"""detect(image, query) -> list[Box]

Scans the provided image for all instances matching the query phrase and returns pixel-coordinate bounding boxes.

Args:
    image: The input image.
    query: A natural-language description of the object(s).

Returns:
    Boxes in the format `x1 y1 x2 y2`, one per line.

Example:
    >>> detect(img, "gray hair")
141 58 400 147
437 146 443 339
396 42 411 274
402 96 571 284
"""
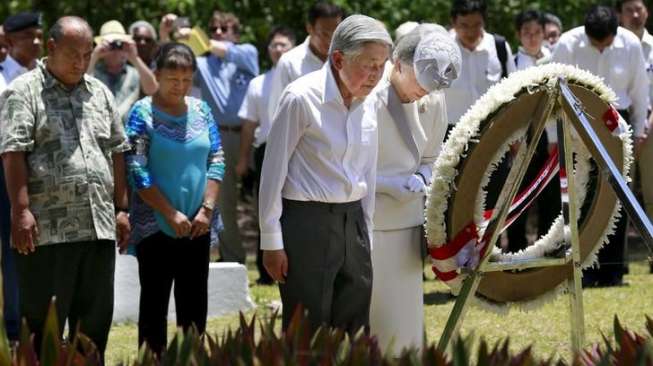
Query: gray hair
543 12 562 30
413 23 447 36
394 21 418 42
392 32 421 65
328 14 393 59
128 20 158 40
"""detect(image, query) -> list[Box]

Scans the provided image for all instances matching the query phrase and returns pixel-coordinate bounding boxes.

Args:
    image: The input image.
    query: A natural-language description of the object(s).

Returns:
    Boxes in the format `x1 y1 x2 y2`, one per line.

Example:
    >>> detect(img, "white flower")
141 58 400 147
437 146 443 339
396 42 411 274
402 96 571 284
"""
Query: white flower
424 63 633 311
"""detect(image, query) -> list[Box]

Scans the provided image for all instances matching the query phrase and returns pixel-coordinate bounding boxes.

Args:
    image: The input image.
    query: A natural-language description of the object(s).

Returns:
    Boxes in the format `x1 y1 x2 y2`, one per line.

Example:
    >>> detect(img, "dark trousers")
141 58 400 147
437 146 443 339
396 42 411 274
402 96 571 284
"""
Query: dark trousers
14 240 115 355
507 136 561 252
254 144 273 284
0 162 19 341
583 109 630 285
136 231 210 355
279 199 372 334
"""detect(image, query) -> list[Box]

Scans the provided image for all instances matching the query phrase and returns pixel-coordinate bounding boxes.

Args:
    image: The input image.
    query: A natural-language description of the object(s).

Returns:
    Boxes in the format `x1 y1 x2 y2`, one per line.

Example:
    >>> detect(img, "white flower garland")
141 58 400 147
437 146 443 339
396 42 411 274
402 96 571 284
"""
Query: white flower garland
425 63 633 311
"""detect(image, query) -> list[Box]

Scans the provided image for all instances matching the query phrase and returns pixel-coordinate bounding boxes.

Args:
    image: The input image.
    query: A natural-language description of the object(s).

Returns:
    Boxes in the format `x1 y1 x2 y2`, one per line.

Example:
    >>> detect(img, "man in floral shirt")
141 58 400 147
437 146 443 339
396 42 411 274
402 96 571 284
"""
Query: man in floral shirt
0 16 129 357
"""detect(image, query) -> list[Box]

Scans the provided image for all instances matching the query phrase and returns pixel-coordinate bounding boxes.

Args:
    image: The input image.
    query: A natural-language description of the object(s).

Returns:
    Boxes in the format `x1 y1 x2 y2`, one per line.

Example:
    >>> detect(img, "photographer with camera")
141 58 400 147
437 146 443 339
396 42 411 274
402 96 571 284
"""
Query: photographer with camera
88 20 158 121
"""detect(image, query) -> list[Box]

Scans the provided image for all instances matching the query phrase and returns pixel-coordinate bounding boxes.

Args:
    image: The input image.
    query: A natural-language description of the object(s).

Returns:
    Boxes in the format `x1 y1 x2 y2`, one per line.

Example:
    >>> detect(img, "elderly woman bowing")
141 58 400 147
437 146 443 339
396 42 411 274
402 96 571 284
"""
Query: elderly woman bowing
259 15 392 334
369 29 461 354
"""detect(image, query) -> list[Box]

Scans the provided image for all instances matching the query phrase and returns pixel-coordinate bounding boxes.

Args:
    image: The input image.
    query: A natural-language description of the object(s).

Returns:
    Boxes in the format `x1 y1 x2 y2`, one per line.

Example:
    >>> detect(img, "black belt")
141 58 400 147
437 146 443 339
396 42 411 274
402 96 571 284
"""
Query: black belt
282 199 362 213
218 125 242 132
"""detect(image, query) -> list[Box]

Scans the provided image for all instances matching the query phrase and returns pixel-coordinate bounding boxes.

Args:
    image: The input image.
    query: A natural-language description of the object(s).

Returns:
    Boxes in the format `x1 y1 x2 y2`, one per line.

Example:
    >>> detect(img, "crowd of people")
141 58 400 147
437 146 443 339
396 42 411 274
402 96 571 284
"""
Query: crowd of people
1 0 652 361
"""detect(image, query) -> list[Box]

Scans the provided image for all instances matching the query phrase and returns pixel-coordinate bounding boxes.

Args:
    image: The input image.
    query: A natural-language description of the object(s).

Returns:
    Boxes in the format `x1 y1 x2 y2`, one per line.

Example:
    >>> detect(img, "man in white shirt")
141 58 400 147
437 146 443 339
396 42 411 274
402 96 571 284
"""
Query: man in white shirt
514 10 551 70
445 0 516 219
235 26 296 285
1 12 42 91
0 11 43 343
543 13 563 51
553 5 649 286
267 1 344 121
507 9 560 254
617 0 653 273
444 0 516 127
259 15 392 333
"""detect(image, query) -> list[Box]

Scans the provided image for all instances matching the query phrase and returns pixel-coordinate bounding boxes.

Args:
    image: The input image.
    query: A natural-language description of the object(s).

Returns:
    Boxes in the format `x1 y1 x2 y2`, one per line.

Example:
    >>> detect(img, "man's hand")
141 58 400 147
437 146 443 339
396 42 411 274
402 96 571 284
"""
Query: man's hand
92 40 112 60
263 249 288 283
209 39 229 58
11 207 38 255
190 207 212 239
635 135 648 157
123 39 140 64
159 13 178 42
235 158 248 178
116 211 131 254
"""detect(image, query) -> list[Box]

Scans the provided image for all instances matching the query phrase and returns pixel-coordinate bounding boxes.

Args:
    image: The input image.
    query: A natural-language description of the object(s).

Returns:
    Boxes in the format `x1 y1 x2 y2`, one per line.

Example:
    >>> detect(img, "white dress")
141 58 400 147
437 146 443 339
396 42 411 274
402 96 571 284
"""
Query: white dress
369 77 447 355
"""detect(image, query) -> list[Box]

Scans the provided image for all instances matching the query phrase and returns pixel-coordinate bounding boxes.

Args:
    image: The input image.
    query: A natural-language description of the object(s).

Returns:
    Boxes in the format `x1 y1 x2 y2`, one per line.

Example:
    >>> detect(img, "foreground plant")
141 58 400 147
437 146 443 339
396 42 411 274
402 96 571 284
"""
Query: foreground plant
1 301 652 365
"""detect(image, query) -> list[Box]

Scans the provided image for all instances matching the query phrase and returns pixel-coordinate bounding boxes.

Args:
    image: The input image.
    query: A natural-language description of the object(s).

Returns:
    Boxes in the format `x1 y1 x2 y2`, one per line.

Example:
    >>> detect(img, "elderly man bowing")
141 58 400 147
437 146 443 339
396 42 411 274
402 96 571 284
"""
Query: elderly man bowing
259 15 392 333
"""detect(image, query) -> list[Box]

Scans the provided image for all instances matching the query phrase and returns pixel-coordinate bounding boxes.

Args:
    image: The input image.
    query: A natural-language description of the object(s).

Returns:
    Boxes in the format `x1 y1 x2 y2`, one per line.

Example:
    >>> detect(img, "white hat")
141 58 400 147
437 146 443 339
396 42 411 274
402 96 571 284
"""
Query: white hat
94 20 132 45
413 31 461 91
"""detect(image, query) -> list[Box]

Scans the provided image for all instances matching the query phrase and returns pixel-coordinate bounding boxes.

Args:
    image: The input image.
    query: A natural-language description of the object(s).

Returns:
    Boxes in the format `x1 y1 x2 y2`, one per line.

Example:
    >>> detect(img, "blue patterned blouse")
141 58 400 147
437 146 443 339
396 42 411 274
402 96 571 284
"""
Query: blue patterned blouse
125 96 225 247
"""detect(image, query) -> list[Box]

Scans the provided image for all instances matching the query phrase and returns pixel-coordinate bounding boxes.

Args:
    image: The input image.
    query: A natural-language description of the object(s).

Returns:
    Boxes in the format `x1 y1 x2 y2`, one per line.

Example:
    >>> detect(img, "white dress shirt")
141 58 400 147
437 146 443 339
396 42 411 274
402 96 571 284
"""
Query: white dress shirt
443 30 516 125
514 46 552 71
0 55 28 93
259 63 379 250
640 29 653 111
552 26 649 137
267 37 325 124
238 67 276 146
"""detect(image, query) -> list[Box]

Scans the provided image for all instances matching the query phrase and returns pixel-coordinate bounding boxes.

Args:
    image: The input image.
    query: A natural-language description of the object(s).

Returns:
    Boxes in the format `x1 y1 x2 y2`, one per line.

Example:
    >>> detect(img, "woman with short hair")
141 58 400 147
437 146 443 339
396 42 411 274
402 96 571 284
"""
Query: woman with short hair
125 42 225 355
369 28 461 354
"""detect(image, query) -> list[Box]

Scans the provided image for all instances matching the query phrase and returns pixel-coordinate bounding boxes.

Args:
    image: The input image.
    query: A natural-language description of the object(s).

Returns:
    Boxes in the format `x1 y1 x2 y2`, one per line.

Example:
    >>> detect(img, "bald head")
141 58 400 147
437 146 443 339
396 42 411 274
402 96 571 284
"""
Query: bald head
46 16 94 88
49 16 93 43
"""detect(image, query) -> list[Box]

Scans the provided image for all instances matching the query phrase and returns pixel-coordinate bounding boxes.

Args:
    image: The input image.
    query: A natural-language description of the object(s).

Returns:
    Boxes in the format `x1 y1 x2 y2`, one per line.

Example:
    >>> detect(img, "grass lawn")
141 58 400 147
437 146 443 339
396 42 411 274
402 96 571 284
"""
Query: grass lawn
105 259 653 365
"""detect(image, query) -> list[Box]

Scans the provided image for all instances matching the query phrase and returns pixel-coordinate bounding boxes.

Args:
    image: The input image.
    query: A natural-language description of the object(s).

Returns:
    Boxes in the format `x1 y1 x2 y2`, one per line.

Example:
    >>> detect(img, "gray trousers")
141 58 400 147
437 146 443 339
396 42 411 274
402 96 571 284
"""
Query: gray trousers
279 199 372 334
217 130 245 263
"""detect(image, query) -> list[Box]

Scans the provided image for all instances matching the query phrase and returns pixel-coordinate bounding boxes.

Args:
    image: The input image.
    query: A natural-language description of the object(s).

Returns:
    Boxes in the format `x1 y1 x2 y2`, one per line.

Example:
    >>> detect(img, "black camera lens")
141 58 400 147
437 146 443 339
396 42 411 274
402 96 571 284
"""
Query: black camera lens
109 40 123 50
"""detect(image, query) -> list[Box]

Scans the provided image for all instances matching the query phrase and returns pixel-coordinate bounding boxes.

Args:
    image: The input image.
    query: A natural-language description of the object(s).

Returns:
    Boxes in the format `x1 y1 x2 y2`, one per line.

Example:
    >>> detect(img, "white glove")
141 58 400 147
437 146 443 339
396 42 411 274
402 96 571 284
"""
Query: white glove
376 175 420 202
406 174 426 193
417 165 433 185
456 241 480 270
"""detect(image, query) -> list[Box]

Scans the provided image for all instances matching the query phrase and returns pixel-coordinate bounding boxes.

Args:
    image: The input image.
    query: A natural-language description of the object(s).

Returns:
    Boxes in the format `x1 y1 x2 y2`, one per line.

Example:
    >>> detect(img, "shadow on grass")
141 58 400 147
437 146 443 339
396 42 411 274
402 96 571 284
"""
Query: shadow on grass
424 290 455 305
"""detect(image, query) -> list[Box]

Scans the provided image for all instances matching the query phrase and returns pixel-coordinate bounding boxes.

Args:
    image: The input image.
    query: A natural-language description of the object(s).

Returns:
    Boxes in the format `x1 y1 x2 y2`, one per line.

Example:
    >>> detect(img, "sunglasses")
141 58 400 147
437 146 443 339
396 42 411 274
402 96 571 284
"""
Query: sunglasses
208 25 238 34
133 36 155 44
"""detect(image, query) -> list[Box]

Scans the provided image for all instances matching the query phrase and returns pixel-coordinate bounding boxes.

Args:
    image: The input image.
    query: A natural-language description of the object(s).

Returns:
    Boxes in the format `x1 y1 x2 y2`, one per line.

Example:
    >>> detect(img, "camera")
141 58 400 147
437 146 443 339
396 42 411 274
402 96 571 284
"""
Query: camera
109 40 123 50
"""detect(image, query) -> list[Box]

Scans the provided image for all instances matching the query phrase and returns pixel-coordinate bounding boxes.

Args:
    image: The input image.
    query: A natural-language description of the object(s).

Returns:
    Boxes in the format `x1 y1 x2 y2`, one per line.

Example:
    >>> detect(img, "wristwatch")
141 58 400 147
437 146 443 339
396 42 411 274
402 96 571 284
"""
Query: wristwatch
202 200 216 212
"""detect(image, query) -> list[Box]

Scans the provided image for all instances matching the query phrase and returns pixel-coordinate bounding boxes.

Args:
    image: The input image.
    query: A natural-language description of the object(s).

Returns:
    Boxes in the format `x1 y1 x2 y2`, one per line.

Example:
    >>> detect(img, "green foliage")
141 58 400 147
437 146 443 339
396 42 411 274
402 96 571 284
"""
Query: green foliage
0 0 619 69
1 298 104 365
2 298 653 365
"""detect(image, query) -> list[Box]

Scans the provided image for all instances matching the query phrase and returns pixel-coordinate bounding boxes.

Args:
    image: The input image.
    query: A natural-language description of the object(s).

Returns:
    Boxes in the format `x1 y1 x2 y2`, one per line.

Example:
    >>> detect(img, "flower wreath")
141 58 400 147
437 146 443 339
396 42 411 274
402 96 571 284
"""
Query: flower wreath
424 63 634 311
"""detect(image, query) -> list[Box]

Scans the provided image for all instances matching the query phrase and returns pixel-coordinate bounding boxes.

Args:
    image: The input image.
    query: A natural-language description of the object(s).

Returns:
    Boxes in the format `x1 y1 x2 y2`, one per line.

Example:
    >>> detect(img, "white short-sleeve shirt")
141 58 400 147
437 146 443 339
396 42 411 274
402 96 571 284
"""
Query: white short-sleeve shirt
552 26 649 137
443 30 517 125
238 68 276 146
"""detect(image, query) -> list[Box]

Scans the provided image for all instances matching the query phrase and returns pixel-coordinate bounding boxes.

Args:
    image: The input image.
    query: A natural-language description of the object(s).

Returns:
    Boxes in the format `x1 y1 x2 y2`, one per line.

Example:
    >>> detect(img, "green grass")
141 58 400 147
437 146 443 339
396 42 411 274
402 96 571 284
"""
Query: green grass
104 260 653 365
